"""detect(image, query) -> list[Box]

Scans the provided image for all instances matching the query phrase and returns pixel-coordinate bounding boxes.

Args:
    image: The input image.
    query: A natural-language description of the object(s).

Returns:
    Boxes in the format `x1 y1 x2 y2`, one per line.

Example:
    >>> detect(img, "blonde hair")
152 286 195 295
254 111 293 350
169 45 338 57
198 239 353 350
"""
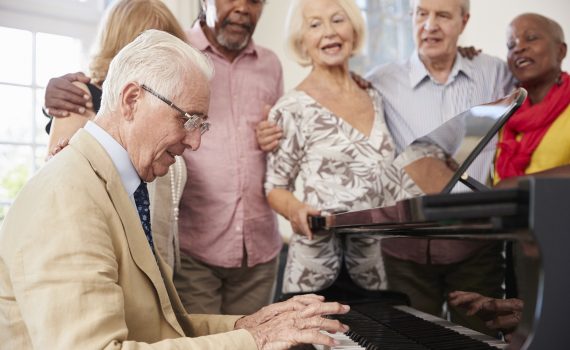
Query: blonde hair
90 0 187 84
285 0 366 67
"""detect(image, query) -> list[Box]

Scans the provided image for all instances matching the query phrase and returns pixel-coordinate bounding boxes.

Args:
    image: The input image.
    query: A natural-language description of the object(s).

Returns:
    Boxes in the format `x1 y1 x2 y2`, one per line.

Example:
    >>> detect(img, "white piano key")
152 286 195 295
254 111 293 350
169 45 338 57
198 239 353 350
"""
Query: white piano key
313 331 363 350
394 305 508 349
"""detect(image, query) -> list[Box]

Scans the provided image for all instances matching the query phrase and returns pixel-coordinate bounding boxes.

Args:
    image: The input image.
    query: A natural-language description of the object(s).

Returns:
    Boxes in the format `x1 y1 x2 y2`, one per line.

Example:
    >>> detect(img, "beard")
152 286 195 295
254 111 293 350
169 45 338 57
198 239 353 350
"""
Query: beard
216 19 253 51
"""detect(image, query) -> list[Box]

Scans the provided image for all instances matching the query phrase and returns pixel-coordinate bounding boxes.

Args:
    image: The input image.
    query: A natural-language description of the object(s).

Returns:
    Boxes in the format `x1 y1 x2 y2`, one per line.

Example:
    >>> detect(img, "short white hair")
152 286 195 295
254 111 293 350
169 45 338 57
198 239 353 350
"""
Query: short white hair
100 29 214 115
285 0 366 67
410 0 470 15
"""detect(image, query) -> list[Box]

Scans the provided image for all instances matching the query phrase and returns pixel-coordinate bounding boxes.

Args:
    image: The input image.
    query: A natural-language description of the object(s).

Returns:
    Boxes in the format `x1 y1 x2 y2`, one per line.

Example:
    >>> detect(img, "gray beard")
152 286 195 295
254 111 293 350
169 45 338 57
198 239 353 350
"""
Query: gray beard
216 30 250 51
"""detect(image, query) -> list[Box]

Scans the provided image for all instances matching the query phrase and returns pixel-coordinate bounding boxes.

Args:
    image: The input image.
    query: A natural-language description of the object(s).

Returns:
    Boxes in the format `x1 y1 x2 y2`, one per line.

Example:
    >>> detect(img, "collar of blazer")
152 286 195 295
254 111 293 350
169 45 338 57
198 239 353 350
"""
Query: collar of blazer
69 129 185 336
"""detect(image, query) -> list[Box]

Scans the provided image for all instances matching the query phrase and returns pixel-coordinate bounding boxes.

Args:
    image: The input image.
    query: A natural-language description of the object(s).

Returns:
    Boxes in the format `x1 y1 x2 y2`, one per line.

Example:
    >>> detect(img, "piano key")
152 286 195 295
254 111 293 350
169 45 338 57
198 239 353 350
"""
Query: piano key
316 302 508 350
393 305 508 349
313 330 363 350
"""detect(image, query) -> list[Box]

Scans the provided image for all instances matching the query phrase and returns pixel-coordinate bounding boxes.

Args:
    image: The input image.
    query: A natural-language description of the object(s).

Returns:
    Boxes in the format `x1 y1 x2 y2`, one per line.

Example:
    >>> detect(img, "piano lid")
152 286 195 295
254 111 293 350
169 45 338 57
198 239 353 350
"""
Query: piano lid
400 87 527 194
309 88 528 234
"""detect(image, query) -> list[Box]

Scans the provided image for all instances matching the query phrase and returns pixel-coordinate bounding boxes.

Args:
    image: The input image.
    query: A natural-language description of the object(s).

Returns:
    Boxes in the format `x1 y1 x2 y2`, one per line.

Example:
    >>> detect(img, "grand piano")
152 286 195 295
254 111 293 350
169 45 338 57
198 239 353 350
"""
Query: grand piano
315 178 570 350
308 89 570 349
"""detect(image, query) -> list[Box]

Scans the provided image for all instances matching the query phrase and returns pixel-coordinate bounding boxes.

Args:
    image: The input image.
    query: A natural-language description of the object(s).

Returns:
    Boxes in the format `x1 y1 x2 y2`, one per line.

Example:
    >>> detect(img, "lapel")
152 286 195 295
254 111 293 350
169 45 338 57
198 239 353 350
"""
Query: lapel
69 129 185 336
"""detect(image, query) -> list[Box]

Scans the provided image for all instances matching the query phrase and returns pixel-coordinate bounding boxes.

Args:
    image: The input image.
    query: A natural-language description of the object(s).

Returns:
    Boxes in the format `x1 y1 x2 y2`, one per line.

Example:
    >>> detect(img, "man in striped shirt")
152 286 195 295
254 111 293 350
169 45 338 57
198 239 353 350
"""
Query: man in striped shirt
366 0 515 335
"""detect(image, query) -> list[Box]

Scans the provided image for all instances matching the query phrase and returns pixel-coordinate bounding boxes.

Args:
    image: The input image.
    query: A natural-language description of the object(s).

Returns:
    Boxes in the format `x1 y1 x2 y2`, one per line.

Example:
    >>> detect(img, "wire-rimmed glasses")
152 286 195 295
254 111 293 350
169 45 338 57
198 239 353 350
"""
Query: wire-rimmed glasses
141 84 210 135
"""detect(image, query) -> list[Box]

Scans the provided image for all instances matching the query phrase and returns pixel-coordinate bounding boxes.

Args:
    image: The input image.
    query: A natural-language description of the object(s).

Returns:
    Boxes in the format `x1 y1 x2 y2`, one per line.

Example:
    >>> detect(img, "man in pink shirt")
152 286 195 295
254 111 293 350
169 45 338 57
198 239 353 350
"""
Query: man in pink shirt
42 0 283 315
175 0 283 314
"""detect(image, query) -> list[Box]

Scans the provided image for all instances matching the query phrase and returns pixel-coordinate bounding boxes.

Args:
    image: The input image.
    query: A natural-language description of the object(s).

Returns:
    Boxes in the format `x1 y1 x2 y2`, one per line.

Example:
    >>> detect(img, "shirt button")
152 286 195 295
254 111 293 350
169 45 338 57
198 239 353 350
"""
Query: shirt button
236 226 242 232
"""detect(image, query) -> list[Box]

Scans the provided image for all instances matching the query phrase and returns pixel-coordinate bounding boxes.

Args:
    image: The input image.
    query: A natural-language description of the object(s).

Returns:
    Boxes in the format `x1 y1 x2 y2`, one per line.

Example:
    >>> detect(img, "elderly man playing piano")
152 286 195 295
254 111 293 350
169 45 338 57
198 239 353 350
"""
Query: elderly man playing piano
0 30 350 350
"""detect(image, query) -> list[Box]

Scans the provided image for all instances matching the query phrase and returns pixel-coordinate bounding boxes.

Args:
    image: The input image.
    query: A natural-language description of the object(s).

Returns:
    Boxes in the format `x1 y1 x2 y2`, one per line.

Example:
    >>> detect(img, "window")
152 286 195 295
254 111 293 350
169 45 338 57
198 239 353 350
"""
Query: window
0 0 103 223
351 0 414 74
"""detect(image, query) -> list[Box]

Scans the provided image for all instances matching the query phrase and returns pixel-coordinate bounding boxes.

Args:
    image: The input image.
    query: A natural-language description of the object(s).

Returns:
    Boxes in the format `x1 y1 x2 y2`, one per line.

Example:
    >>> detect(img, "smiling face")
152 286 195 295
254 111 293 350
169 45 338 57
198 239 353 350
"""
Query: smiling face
125 72 210 182
202 0 263 53
412 0 468 63
300 0 355 69
507 14 566 87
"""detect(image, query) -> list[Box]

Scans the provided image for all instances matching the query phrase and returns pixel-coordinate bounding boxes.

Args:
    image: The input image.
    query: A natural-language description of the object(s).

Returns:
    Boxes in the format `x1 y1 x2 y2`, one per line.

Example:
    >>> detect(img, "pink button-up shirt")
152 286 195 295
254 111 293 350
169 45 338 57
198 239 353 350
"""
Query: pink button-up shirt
178 23 283 268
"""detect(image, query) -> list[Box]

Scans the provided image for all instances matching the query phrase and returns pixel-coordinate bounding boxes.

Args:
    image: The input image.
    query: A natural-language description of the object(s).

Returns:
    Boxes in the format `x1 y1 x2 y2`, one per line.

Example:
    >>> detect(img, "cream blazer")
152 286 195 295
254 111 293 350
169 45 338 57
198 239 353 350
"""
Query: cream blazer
0 129 256 350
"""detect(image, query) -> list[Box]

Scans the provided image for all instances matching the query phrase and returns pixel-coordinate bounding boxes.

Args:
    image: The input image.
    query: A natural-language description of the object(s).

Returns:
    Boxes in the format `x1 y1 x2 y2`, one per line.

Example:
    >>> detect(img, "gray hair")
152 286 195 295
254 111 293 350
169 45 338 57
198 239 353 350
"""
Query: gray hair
410 0 470 15
99 29 214 115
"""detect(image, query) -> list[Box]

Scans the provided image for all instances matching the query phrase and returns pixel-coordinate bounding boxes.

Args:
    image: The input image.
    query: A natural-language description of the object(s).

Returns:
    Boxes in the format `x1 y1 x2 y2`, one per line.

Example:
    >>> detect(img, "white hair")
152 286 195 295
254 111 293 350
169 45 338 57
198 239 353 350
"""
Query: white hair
410 0 470 15
99 29 214 115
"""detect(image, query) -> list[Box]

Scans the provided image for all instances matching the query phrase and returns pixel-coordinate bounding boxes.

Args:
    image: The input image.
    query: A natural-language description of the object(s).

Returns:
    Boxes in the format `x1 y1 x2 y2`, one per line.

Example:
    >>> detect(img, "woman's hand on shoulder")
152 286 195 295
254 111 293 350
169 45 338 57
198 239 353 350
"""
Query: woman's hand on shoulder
44 72 92 117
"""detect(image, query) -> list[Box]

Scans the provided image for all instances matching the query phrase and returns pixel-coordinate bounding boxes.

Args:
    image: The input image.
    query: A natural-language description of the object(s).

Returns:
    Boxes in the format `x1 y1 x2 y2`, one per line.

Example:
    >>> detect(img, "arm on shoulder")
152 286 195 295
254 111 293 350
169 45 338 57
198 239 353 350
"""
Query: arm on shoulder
47 81 96 156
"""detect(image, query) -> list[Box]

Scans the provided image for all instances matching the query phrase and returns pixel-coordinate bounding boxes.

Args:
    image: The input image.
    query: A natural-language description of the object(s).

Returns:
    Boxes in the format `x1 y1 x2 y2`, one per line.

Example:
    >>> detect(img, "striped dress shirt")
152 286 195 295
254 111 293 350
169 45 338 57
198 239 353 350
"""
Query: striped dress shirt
367 51 515 264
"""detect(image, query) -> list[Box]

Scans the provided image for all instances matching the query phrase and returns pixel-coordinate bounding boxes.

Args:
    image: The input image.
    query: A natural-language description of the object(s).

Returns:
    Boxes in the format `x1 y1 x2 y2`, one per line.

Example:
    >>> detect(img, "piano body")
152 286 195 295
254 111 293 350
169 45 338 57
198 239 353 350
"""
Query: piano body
312 178 570 350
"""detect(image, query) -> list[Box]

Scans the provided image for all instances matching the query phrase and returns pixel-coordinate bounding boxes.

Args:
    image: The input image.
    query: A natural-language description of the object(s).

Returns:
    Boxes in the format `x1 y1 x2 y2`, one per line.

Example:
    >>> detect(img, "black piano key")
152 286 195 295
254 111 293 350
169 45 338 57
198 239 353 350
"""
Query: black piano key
331 303 498 350
335 309 430 350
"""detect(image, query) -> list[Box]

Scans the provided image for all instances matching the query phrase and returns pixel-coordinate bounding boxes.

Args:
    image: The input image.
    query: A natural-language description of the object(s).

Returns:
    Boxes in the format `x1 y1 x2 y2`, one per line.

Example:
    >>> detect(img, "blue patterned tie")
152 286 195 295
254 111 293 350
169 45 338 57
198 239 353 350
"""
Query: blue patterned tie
133 182 154 251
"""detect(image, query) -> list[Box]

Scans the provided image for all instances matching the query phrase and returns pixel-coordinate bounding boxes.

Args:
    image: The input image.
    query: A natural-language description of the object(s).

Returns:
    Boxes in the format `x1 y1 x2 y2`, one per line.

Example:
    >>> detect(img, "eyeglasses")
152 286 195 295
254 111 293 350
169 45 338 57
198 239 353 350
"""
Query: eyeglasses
141 84 210 135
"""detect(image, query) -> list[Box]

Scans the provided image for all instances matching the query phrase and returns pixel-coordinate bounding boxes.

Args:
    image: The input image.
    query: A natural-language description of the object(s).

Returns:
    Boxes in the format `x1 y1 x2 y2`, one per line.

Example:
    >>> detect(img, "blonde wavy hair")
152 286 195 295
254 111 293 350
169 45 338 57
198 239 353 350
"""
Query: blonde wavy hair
89 0 187 84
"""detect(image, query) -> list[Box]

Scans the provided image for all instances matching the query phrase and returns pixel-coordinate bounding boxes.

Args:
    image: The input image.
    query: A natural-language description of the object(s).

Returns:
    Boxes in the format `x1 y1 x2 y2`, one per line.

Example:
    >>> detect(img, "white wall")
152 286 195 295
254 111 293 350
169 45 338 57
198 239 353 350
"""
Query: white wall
162 0 198 30
253 0 310 92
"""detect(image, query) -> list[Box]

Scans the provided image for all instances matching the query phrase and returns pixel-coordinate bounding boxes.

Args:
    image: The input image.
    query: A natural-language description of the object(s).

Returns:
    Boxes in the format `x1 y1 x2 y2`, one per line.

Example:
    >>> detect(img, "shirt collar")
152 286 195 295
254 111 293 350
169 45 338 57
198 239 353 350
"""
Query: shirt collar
409 50 473 88
84 121 141 196
187 21 257 59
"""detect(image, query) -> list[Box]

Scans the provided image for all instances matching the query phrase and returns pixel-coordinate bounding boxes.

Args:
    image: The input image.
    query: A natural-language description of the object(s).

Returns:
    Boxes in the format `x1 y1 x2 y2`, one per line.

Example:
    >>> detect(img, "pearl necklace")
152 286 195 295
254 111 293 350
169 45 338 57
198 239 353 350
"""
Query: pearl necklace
169 156 184 272
169 156 183 223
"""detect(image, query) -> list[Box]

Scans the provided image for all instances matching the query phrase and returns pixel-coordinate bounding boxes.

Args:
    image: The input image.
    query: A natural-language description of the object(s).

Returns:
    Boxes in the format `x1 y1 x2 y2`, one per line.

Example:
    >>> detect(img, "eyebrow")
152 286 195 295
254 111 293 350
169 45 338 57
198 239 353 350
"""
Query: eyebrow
305 10 344 19
416 7 454 16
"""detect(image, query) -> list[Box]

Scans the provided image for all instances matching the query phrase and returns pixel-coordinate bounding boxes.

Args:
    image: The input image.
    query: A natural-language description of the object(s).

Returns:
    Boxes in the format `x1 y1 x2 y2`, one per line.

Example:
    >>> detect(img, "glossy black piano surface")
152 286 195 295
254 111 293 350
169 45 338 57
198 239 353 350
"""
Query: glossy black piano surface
311 186 530 239
311 178 570 350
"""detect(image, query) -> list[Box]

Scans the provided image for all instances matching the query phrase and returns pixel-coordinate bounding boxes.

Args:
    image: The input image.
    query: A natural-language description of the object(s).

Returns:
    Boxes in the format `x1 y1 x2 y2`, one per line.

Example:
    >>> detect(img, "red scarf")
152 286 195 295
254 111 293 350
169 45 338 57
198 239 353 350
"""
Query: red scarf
496 72 570 179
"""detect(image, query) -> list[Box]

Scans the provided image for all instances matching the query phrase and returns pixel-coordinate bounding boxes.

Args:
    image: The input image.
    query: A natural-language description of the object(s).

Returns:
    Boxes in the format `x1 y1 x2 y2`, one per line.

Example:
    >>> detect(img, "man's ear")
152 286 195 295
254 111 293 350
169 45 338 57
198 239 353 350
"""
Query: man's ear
120 82 141 121
460 13 470 33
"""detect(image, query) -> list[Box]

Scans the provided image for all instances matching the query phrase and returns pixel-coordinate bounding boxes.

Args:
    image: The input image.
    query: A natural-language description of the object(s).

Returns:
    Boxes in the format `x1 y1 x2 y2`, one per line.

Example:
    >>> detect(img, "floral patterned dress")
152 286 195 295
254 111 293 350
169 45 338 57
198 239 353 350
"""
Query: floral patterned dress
265 88 396 293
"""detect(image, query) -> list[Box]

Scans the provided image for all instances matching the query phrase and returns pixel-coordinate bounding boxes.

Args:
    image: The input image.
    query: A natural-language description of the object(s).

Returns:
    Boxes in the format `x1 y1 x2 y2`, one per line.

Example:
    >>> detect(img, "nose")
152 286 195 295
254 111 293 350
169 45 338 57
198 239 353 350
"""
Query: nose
323 21 336 37
423 13 438 31
511 38 526 53
233 0 251 14
184 129 202 151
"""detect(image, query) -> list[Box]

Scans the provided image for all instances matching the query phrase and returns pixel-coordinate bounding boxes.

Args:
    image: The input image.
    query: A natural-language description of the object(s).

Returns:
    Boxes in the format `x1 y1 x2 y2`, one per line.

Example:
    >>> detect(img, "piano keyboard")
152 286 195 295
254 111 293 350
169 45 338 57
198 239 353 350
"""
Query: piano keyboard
315 303 507 350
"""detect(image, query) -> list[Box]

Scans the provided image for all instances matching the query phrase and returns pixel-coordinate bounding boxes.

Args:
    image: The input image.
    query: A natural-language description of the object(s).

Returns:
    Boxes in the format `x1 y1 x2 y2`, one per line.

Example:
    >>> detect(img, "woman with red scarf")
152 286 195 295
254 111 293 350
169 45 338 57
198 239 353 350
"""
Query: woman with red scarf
470 14 570 337
495 13 570 184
